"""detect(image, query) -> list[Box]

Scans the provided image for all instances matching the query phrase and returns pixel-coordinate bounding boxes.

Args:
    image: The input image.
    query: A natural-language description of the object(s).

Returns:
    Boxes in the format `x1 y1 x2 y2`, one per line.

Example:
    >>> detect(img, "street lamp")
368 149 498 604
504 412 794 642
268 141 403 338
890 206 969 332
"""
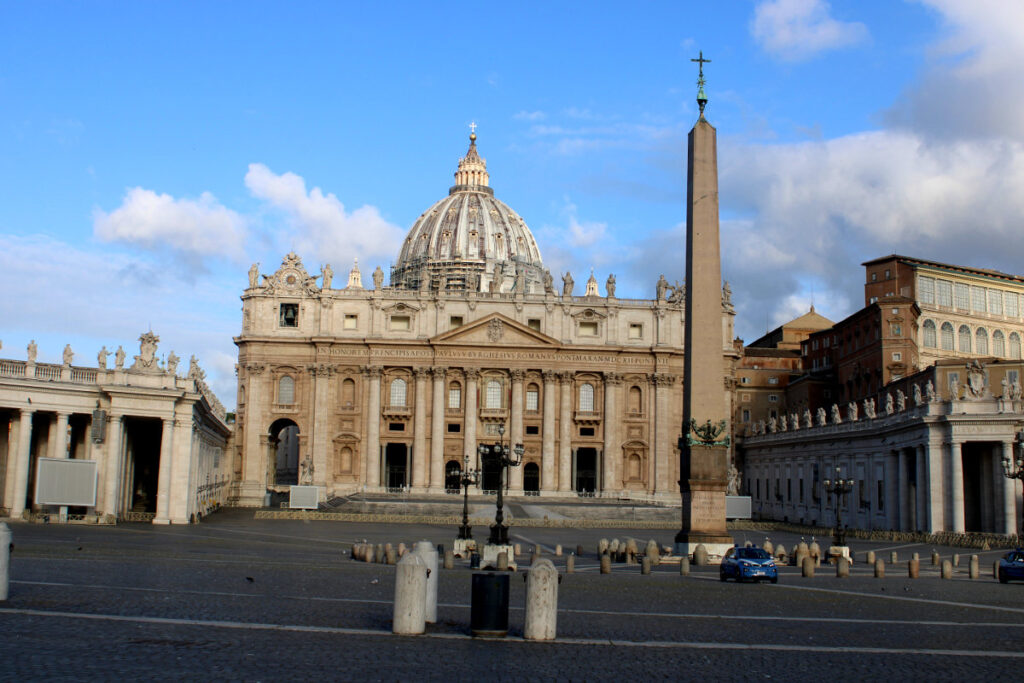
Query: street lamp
458 454 480 540
477 424 525 546
822 465 855 548
1000 430 1024 539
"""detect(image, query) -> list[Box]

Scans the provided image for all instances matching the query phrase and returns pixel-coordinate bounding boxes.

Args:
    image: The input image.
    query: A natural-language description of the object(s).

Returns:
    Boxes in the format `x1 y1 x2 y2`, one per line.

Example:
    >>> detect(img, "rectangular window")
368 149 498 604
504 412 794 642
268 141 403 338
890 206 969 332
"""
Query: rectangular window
971 286 987 312
877 480 884 511
527 318 541 331
891 323 902 337
390 315 411 331
741 377 750 384
918 276 935 304
812 340 819 350
1008 370 1019 386
449 315 464 328
892 352 902 361
628 323 643 339
989 290 1003 315
279 303 299 327
950 281 966 309
823 337 830 348
741 393 751 402
389 423 405 432
343 314 358 329
1006 292 1018 318
578 321 599 336
447 423 461 433
768 394 778 403
448 386 461 410
526 389 539 411
580 427 595 437
799 479 805 504
525 425 539 435
485 381 503 409
768 377 779 385
742 409 750 422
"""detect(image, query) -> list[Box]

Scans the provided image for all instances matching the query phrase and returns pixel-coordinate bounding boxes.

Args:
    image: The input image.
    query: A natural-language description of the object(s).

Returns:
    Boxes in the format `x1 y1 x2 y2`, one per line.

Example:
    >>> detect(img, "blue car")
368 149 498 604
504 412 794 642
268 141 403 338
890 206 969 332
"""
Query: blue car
720 546 778 583
998 549 1024 583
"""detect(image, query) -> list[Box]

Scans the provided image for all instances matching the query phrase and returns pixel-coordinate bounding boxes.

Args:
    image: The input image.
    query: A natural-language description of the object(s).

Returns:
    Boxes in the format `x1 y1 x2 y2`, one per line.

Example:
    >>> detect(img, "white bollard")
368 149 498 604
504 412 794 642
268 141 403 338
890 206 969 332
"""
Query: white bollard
0 523 10 601
392 553 427 635
413 541 439 624
524 558 558 641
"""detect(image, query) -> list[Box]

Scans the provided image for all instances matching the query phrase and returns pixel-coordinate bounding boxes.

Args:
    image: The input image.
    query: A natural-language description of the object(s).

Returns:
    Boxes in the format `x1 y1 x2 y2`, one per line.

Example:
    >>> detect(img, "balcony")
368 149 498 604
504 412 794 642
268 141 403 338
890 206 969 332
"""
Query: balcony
479 407 509 423
574 410 602 425
382 405 412 420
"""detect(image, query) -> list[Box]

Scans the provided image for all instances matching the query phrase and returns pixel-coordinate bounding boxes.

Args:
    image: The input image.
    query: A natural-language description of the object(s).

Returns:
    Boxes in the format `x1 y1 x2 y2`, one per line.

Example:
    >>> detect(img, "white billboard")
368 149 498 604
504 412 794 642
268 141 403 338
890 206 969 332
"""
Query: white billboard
35 458 98 507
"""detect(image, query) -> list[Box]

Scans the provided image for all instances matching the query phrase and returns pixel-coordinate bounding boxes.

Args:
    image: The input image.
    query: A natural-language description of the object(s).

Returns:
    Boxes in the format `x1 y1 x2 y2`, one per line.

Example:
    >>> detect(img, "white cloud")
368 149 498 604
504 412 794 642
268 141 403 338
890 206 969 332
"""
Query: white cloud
93 187 247 261
514 110 546 121
751 0 868 61
244 163 404 269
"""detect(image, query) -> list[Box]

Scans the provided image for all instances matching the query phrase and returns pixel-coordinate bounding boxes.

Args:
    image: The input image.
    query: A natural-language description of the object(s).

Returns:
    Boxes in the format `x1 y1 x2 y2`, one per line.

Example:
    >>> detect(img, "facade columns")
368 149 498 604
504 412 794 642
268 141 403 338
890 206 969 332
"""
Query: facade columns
541 370 557 493
153 417 175 524
169 418 195 523
603 372 620 494
412 367 429 488
509 369 525 492
429 367 446 491
949 437 965 533
3 413 21 511
915 444 927 532
54 412 71 459
558 372 572 492
310 365 331 489
102 415 124 519
464 369 479 470
1002 440 1018 536
652 373 671 494
9 409 35 518
363 367 382 488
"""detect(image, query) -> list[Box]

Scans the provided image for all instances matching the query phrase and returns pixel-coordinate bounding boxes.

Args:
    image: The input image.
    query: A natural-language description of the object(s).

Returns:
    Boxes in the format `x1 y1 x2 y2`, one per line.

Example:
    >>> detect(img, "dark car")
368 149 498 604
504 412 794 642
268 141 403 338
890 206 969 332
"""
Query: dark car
720 546 778 583
998 549 1024 583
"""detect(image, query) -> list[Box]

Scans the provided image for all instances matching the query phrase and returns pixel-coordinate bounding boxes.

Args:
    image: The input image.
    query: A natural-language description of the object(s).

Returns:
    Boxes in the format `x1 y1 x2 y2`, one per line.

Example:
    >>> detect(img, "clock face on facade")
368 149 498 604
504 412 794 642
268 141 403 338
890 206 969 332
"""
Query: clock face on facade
286 274 297 286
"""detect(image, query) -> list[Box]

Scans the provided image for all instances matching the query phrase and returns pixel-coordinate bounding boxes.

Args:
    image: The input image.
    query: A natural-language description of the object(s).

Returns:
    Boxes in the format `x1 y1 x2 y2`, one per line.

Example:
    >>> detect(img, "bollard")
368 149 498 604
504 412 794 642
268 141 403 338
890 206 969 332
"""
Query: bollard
598 538 609 556
413 541 439 624
912 552 920 562
836 556 850 578
908 558 920 579
645 539 660 566
609 539 620 555
953 553 960 567
874 559 885 578
375 544 385 564
890 551 898 564
794 549 809 568
576 544 584 558
364 545 374 563
515 543 522 557
641 557 651 575
809 541 822 567
566 555 575 574
524 559 559 641
555 544 563 557
941 559 952 579
534 544 542 557
693 544 708 566
385 547 397 565
763 539 774 556
392 553 428 635
801 556 815 578
0 523 10 601
600 554 611 574
994 560 1001 579
866 550 875 565
497 551 509 571
680 557 690 576
397 542 407 557
969 554 979 580
931 551 939 566
471 572 510 638
443 549 455 570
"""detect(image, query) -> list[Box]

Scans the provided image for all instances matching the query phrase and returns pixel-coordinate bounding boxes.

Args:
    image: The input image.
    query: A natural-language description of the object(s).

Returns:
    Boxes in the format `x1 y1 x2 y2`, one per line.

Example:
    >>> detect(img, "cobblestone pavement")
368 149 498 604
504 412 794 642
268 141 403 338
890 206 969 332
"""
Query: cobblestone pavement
2 510 1024 680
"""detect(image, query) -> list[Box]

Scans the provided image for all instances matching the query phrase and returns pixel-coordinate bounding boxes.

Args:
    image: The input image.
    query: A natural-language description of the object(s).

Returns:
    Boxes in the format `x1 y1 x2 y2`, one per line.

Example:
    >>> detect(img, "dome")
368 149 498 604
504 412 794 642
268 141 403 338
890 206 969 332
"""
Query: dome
391 133 546 293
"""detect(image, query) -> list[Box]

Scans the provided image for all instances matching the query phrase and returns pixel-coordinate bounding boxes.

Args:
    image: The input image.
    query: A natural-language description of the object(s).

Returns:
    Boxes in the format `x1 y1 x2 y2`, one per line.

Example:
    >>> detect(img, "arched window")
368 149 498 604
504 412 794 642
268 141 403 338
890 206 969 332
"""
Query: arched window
993 330 1006 357
976 328 989 355
940 322 954 350
390 378 407 407
447 382 462 410
958 325 972 353
341 378 355 407
1010 332 1022 360
525 383 539 411
628 386 642 413
579 383 595 411
485 380 502 409
278 376 295 404
922 319 937 348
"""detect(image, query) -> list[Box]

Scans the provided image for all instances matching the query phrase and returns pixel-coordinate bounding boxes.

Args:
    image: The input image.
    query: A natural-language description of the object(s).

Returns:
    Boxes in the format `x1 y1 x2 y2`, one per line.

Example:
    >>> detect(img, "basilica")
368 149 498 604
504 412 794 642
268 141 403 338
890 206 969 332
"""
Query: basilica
230 132 739 506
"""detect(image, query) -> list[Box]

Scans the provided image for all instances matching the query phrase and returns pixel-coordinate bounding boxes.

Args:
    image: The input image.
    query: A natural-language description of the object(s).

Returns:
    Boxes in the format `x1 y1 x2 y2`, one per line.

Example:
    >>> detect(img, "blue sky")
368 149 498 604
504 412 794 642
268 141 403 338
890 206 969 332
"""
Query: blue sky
4 0 1024 406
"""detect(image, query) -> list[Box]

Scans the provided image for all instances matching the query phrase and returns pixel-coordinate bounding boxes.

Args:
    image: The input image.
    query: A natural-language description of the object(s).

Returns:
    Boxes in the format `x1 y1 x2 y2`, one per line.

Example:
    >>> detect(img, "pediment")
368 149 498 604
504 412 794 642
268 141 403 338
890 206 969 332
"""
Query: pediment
431 313 559 346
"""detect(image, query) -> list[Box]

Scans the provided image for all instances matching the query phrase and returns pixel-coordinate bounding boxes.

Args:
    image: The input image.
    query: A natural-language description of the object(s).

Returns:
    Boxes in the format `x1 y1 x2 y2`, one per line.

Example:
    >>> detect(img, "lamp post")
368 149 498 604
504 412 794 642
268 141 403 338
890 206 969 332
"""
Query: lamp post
822 465 855 548
477 424 524 546
1000 430 1024 539
458 454 480 540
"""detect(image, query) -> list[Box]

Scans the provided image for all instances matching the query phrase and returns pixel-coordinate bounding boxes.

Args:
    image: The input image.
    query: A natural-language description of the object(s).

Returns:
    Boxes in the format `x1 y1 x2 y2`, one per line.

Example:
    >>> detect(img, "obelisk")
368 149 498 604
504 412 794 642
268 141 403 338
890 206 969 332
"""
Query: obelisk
674 53 733 558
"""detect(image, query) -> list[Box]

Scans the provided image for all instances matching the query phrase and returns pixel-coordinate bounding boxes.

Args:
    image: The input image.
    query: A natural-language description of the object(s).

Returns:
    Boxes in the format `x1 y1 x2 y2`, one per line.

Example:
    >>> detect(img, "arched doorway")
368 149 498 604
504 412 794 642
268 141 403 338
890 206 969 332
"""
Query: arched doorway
575 448 598 493
523 462 540 494
384 443 408 490
269 419 299 486
445 460 462 492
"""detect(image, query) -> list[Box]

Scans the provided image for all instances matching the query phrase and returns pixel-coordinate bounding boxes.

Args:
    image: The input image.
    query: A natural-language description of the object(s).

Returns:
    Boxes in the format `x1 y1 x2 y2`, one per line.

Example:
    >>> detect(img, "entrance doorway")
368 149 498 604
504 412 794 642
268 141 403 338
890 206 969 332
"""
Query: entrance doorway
963 442 996 532
269 419 299 486
445 460 462 492
575 448 598 493
385 443 409 490
123 417 162 514
523 462 540 494
480 452 502 492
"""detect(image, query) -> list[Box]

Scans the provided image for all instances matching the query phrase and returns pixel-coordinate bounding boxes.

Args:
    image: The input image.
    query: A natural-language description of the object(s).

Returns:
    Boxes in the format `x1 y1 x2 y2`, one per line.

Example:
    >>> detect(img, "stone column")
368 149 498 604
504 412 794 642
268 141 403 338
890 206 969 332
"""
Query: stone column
3 413 21 509
102 415 124 518
652 373 671 494
8 409 35 518
464 369 479 471
1002 440 1018 536
509 369 525 492
558 372 573 492
949 437 965 533
169 418 195 523
541 370 557 493
412 367 429 489
924 438 944 532
53 412 71 459
429 367 446 491
239 363 269 505
363 367 382 489
915 444 927 532
153 418 175 524
310 365 331 488
602 372 620 494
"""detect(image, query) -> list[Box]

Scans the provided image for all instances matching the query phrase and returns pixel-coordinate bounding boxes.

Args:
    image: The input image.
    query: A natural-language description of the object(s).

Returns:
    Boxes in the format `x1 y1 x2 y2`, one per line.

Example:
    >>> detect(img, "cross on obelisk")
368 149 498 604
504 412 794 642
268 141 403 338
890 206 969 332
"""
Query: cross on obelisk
469 121 477 135
690 51 711 115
